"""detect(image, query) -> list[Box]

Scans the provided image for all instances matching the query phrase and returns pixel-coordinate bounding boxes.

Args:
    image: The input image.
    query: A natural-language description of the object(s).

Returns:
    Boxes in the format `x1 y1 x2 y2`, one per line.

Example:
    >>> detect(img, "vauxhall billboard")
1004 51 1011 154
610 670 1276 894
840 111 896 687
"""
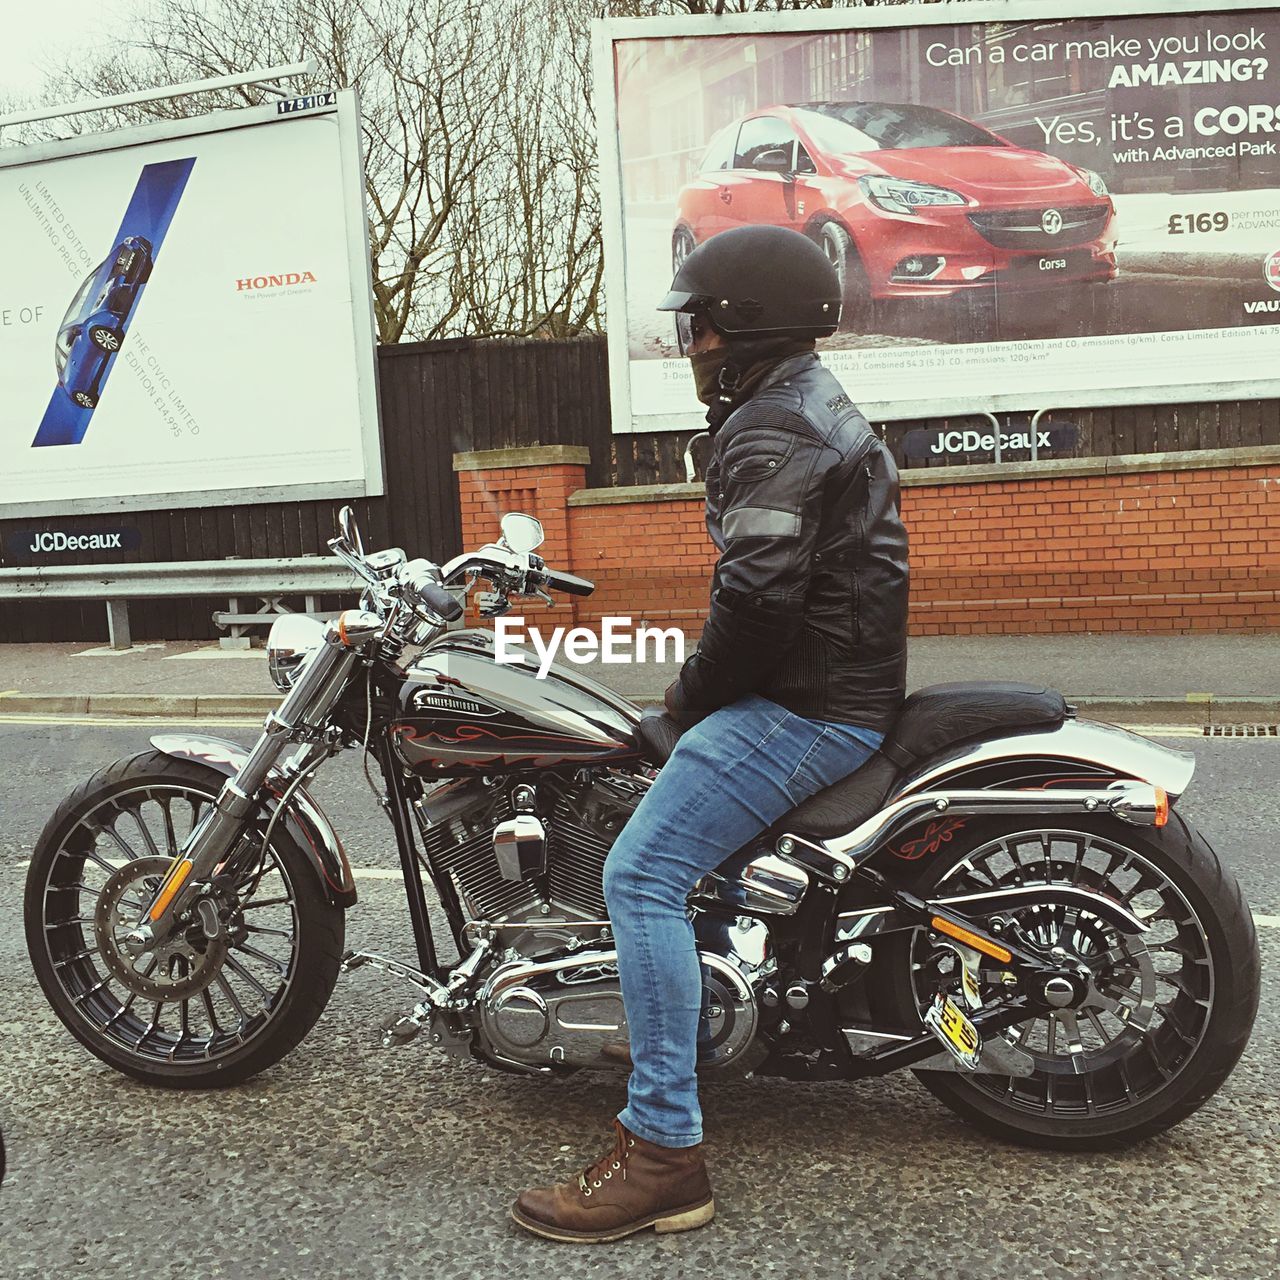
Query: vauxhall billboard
594 0 1280 434
0 90 383 517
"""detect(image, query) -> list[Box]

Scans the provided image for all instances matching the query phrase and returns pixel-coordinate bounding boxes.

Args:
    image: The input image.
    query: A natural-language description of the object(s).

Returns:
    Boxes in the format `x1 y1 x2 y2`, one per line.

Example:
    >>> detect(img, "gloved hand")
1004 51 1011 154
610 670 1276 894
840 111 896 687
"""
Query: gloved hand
663 678 689 728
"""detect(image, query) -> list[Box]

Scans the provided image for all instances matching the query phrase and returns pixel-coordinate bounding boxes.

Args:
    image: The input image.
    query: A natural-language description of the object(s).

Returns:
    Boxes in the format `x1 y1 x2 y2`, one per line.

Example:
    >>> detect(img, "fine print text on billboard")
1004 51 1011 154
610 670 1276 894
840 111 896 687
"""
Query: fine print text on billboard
0 90 381 515
597 1 1280 433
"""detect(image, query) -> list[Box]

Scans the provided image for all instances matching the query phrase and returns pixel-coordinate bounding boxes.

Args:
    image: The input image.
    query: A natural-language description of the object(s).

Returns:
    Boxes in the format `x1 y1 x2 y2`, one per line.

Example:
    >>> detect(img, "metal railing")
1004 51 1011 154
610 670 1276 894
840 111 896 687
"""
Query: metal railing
0 558 358 650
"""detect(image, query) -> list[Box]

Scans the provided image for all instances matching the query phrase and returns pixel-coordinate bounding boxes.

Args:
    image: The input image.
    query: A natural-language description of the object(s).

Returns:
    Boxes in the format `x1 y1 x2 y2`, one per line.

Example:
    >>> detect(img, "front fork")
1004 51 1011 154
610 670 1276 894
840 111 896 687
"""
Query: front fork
125 617 377 954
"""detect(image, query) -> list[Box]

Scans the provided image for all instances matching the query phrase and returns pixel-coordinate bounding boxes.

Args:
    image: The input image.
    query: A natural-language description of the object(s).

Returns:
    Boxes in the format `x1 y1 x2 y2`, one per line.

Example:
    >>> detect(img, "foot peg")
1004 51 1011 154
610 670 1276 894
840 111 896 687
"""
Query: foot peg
819 943 873 993
379 1006 427 1047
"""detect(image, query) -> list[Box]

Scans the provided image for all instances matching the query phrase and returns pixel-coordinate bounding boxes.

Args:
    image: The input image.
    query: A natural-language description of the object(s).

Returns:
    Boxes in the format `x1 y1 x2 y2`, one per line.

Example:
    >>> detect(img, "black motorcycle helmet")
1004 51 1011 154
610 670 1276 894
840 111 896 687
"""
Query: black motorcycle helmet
658 224 842 341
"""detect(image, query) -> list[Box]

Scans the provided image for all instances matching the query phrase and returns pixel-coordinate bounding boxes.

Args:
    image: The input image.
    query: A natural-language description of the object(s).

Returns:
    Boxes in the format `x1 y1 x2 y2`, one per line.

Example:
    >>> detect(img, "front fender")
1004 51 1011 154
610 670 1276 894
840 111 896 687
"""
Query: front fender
150 734 357 909
892 718 1196 803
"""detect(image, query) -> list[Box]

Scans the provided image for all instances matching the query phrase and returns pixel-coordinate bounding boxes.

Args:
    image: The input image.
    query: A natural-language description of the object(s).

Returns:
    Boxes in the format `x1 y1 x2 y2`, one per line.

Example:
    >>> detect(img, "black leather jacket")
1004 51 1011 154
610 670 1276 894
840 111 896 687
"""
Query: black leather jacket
668 352 909 734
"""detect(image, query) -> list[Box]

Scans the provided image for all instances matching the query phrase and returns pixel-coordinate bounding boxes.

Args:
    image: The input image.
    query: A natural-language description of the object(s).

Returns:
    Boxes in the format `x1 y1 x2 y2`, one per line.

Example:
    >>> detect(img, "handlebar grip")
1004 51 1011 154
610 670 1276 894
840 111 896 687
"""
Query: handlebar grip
545 569 595 597
419 582 464 622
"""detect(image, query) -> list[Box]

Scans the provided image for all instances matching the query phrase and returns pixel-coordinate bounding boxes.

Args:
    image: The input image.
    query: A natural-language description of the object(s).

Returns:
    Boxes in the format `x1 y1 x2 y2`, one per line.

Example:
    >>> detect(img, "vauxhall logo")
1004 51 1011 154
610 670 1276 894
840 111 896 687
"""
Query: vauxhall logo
1041 208 1063 235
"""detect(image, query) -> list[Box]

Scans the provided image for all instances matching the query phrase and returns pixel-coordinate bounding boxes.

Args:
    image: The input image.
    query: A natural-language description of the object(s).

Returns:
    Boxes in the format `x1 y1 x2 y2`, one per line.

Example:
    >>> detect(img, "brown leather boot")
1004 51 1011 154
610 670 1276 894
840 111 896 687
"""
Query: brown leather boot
511 1119 714 1243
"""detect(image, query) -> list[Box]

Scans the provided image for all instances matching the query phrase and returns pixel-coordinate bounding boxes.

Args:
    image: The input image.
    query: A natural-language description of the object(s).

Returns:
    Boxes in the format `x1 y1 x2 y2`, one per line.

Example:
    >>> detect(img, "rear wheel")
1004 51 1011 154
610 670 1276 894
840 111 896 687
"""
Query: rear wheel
870 812 1259 1148
26 751 345 1088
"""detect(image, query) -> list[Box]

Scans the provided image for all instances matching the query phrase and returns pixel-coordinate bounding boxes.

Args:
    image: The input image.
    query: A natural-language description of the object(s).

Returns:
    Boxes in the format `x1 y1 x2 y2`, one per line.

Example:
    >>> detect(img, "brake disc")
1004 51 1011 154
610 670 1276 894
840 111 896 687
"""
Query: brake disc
93 856 228 1000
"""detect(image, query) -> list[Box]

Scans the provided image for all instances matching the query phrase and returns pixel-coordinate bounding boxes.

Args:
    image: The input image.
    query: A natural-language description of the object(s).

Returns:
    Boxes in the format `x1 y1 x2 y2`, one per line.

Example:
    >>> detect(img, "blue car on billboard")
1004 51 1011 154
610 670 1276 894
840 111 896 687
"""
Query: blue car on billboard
54 235 153 409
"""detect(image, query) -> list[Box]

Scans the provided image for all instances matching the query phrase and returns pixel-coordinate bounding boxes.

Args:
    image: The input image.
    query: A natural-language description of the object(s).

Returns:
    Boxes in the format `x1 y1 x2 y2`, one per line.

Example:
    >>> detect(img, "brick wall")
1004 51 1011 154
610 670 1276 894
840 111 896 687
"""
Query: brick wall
455 446 1280 636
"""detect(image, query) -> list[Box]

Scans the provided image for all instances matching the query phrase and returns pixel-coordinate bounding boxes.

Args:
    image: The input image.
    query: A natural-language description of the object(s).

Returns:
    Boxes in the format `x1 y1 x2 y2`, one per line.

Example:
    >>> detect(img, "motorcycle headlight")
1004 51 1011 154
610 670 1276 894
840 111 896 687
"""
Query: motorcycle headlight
1077 166 1109 197
860 175 967 215
266 614 326 692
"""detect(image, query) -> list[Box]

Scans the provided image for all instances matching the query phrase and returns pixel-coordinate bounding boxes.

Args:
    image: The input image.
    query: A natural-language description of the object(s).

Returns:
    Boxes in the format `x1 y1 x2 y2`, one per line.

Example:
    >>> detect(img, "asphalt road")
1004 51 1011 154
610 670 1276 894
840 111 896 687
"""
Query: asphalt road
1 719 1276 1279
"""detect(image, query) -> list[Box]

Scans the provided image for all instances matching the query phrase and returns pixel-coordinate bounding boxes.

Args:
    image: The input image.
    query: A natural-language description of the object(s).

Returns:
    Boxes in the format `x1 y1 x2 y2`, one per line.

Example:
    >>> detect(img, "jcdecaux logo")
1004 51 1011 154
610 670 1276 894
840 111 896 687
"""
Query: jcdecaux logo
930 428 1051 454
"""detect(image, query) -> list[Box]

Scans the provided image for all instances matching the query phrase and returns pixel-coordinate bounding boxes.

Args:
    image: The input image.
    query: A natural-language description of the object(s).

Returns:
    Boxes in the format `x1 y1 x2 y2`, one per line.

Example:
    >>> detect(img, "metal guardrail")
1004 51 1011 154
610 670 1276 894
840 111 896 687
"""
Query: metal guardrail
0 558 359 650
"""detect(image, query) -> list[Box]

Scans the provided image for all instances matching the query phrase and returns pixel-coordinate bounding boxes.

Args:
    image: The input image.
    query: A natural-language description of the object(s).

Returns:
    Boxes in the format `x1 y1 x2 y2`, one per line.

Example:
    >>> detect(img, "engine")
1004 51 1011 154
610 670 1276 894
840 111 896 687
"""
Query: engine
412 770 645 953
412 769 779 1073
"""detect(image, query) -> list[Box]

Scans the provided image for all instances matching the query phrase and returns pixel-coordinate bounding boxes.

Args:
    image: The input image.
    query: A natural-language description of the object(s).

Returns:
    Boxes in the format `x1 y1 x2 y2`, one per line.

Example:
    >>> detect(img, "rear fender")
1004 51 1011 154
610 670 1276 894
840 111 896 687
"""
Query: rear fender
891 719 1195 803
150 734 357 909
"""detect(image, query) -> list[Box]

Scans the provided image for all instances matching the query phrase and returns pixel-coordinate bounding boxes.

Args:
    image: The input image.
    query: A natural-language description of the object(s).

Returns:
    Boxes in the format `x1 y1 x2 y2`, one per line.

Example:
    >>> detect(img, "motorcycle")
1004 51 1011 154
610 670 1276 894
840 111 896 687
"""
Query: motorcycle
27 507 1260 1149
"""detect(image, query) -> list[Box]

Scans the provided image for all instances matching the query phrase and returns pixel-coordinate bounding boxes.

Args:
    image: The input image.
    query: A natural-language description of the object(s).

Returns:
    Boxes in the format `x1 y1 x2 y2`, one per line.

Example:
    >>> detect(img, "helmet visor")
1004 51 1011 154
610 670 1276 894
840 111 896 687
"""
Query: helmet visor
656 288 707 313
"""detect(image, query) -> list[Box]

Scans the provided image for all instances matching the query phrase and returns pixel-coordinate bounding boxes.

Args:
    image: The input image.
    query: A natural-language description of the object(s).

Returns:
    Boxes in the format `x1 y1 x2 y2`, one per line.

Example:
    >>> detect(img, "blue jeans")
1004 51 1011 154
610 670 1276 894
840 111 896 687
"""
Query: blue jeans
602 693 883 1148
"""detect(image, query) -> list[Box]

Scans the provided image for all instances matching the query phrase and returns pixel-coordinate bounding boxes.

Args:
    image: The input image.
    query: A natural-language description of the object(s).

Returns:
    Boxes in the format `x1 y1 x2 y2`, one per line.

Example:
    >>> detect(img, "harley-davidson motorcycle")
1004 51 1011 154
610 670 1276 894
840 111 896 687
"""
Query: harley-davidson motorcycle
27 508 1260 1149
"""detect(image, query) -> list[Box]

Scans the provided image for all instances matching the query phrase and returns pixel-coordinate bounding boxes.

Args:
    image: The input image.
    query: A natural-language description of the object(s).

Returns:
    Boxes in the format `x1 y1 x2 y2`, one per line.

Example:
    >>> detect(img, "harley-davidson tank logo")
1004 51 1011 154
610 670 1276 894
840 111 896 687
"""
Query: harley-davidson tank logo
892 817 967 861
409 690 494 715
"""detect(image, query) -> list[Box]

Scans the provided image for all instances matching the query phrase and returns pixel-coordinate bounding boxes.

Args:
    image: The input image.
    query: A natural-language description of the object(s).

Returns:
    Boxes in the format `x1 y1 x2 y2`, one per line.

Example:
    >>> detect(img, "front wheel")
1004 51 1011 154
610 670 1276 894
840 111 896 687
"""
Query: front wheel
26 751 345 1088
814 220 872 332
869 812 1260 1149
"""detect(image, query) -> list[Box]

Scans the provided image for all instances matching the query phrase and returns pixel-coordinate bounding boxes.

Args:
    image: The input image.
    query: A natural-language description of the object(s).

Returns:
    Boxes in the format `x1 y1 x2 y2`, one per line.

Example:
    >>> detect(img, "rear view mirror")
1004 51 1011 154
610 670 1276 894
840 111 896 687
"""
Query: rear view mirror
500 513 544 553
752 148 792 174
338 505 365 556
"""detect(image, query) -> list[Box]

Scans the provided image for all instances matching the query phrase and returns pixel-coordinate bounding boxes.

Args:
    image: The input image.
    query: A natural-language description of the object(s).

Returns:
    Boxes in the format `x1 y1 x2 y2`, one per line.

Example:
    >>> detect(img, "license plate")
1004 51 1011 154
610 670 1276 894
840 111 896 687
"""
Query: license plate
924 993 983 1070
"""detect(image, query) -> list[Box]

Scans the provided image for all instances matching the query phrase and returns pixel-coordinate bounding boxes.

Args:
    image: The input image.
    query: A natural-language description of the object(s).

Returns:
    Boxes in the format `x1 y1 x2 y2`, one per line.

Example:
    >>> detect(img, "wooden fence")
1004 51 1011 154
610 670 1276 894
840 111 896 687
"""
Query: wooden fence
2 331 1278 642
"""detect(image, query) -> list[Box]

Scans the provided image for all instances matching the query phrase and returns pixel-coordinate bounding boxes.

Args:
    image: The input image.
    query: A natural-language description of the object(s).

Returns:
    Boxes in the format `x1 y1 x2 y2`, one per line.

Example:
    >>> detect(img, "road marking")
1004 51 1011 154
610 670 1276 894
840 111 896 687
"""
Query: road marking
0 713 262 728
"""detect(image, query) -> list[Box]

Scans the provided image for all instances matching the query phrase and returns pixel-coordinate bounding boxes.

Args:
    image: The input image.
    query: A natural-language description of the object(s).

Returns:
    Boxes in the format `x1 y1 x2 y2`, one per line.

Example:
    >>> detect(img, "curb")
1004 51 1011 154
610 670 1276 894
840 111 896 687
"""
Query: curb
0 693 276 717
1069 695 1280 728
0 691 1277 726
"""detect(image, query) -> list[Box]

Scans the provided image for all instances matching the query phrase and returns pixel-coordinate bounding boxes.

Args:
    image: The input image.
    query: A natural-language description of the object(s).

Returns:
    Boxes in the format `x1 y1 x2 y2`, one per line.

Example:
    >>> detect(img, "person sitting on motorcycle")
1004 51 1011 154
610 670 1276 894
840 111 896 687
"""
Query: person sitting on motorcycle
512 224 911 1243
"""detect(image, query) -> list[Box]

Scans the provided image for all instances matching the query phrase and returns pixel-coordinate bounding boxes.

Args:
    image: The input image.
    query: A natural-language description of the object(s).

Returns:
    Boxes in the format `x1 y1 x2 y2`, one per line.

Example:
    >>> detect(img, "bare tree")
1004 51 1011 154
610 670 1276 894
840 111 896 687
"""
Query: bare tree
13 0 948 341
23 0 539 343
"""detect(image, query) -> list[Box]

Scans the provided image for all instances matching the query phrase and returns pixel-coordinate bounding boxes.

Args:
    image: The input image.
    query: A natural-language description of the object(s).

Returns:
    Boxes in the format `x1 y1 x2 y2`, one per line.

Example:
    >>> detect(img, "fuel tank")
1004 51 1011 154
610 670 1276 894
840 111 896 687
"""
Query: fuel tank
391 629 643 775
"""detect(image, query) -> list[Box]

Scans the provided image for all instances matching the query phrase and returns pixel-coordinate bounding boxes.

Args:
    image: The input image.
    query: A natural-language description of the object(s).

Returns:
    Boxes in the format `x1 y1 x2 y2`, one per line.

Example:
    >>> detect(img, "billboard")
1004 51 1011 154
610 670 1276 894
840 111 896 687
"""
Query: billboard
595 0 1280 434
0 89 382 515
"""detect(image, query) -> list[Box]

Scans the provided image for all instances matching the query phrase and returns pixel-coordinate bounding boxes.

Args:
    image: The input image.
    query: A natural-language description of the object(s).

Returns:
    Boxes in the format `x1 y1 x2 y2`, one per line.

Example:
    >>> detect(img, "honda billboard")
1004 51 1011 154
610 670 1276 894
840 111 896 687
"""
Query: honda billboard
0 90 382 515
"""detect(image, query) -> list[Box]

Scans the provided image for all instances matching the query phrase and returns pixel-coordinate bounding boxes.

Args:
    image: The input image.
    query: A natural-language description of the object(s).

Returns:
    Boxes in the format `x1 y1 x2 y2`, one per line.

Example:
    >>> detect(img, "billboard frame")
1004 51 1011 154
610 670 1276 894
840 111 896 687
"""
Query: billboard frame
593 0 1280 434
0 88 385 518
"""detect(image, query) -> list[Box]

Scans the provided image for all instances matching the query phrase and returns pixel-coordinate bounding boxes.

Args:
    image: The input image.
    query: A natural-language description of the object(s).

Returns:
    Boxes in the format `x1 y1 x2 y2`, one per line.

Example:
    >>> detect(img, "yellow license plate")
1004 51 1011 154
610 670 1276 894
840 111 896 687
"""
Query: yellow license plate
923 993 983 1070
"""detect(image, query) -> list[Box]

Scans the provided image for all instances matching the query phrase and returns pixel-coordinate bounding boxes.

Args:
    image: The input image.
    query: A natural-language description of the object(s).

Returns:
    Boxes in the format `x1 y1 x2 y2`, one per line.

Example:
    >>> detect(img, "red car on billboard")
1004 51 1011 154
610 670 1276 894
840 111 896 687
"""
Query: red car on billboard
673 102 1116 323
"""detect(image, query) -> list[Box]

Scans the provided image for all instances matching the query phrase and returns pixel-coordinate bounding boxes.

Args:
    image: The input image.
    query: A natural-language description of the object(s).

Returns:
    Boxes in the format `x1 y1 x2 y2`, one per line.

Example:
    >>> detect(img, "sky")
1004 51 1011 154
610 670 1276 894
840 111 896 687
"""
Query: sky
0 0 131 102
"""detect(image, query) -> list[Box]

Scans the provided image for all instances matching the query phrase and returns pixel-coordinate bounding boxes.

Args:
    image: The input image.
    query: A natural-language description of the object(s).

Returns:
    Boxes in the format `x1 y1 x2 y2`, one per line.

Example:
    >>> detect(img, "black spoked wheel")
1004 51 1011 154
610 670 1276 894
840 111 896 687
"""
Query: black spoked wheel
871 813 1259 1149
27 751 344 1088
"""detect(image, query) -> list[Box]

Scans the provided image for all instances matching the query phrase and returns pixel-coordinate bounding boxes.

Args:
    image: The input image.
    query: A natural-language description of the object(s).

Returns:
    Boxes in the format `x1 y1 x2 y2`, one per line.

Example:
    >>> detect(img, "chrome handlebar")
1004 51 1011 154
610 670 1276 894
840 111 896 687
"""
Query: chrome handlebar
328 533 593 646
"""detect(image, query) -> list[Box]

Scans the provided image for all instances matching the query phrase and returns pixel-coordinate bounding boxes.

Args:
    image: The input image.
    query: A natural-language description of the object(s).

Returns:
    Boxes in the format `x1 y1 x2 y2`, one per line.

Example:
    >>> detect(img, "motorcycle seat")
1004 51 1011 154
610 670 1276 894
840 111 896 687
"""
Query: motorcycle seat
633 682 1069 839
781 681 1070 839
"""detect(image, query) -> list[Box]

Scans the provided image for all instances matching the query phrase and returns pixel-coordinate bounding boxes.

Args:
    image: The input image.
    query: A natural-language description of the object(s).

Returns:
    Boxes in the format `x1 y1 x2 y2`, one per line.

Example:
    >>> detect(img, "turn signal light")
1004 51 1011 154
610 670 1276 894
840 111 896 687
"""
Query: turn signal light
930 916 1013 964
1154 786 1169 827
336 609 383 648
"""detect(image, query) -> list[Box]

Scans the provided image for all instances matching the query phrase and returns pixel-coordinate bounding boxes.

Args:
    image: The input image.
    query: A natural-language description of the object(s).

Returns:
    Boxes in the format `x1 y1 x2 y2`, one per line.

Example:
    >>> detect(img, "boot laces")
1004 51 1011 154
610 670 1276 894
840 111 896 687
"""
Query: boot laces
578 1119 634 1195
